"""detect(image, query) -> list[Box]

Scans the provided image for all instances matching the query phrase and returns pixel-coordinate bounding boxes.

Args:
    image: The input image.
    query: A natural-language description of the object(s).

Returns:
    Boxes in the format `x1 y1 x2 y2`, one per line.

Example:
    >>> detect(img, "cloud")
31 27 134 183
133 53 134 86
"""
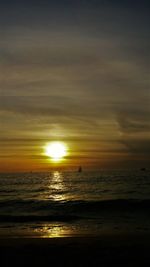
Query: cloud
115 101 150 155
0 0 150 168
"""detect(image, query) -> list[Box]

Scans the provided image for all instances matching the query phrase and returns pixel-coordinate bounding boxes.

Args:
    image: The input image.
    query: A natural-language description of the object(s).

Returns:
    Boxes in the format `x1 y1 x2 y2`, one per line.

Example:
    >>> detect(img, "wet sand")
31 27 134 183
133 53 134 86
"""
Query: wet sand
0 233 150 266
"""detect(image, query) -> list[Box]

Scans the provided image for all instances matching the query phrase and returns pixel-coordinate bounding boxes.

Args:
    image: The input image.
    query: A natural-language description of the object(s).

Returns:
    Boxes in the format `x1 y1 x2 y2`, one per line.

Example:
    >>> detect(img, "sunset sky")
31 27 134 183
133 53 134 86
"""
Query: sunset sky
0 0 150 171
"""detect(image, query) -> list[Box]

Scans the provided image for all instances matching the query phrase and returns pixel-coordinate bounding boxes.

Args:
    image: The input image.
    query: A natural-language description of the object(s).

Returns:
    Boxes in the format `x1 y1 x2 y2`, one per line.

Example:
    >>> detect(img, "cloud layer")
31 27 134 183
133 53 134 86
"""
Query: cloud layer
0 0 150 170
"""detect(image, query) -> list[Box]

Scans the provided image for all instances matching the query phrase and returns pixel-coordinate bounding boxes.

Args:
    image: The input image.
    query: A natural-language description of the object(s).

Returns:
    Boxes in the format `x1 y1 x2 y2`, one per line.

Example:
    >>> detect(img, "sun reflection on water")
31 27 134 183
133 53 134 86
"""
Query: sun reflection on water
48 171 66 201
34 224 73 238
33 171 73 238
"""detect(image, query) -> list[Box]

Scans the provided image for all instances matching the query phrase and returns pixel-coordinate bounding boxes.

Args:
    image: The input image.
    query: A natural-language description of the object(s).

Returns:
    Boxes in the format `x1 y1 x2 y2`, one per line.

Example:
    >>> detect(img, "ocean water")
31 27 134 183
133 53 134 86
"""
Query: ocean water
0 170 150 238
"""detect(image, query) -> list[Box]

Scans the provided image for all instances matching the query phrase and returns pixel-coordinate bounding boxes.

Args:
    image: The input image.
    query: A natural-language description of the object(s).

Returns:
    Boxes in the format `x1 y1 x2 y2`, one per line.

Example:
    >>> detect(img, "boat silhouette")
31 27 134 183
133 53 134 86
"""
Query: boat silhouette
78 166 82 173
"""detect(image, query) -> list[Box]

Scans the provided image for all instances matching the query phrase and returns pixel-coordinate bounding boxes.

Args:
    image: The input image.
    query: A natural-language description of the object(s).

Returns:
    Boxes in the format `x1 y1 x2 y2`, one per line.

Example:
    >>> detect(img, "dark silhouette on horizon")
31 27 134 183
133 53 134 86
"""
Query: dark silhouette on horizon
78 166 82 173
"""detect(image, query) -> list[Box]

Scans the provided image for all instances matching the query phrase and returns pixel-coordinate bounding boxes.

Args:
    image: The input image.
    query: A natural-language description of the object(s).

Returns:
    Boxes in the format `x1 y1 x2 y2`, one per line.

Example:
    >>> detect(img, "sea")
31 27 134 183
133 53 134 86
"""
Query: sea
0 170 150 238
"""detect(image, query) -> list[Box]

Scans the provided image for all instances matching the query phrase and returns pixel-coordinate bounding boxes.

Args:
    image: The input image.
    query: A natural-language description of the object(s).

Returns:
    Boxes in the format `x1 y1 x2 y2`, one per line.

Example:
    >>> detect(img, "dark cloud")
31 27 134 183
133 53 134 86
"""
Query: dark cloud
122 138 150 155
115 102 150 156
117 113 150 134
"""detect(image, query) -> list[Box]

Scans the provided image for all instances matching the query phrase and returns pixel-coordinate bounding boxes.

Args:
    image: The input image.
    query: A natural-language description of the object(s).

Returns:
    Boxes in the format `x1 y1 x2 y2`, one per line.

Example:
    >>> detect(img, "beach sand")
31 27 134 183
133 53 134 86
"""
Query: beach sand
0 233 150 266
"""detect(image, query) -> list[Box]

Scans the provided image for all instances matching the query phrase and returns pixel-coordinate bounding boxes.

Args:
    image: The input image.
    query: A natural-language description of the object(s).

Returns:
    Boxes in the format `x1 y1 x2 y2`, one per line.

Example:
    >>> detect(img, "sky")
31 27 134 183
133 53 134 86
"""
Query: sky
0 0 150 171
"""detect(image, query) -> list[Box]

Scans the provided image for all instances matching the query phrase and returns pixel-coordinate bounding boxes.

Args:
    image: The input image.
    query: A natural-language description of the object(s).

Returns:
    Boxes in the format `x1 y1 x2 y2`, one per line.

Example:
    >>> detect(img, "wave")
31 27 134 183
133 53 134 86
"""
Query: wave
0 198 150 217
0 214 79 223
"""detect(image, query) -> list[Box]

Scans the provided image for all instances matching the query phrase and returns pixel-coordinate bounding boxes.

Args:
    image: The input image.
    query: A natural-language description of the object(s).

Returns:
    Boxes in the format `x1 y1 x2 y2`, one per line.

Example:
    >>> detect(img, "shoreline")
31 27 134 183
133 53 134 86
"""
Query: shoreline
1 233 150 266
1 231 150 243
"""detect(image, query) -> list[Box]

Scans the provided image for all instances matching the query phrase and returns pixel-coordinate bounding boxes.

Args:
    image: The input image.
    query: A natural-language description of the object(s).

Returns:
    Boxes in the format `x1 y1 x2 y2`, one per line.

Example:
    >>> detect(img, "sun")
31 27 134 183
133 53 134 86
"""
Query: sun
45 142 68 162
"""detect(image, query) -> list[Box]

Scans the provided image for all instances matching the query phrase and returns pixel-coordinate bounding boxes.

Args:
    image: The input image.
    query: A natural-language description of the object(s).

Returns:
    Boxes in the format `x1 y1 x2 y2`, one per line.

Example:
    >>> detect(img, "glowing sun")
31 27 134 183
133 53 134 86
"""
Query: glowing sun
45 142 68 162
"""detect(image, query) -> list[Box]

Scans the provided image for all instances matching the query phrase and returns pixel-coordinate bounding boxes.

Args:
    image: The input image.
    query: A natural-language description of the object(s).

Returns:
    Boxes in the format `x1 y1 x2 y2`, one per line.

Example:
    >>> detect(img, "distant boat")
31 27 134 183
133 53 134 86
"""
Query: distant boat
78 166 82 173
141 168 146 171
